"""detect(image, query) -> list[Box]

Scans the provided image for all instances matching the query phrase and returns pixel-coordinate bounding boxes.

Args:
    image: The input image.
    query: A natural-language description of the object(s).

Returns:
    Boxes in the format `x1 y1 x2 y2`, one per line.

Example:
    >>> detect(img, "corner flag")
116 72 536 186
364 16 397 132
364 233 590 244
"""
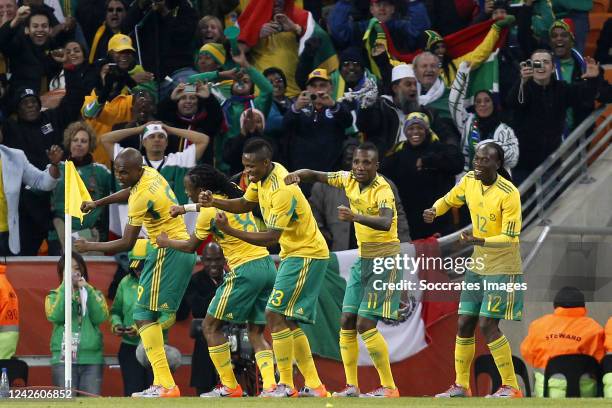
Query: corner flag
64 160 92 222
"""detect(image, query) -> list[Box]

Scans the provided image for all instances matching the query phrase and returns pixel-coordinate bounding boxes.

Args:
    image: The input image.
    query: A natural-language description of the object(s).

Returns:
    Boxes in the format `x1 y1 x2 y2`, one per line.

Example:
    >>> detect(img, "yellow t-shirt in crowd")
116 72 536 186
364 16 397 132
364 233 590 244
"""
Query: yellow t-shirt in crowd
433 171 522 275
244 162 328 260
195 194 269 270
327 171 399 257
127 167 189 246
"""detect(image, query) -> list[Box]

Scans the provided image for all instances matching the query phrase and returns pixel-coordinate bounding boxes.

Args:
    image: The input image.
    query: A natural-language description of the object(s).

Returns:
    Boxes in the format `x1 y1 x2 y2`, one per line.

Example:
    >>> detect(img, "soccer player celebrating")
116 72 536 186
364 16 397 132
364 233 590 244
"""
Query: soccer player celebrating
423 141 523 398
156 164 277 397
75 148 196 398
199 138 330 398
285 142 401 398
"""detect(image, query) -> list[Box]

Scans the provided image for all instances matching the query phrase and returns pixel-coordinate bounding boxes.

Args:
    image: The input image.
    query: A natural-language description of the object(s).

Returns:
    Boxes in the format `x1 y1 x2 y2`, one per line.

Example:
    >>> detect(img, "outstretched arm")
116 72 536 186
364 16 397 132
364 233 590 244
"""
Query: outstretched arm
284 169 329 185
156 232 202 253
339 206 393 231
74 224 141 254
214 212 281 247
199 190 258 214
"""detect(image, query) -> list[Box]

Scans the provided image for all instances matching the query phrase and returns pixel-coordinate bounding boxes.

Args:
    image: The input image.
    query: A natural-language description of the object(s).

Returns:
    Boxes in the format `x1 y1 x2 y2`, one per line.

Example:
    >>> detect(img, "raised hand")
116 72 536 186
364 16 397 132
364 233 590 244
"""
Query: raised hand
199 190 214 207
46 145 64 165
581 56 600 79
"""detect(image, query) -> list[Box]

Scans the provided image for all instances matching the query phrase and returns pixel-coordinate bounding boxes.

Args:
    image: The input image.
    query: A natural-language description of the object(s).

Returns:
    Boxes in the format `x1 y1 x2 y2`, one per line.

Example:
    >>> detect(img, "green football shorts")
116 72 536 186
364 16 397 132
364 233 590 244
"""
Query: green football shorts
342 257 401 321
135 246 196 313
265 257 328 324
458 270 524 320
208 256 277 324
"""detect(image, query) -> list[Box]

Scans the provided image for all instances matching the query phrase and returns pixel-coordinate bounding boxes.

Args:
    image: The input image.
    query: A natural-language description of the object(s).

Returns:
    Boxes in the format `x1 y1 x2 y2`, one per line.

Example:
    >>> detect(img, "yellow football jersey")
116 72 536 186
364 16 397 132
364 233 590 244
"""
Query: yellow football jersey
244 162 329 260
328 171 399 257
433 171 522 275
195 194 269 270
127 167 189 246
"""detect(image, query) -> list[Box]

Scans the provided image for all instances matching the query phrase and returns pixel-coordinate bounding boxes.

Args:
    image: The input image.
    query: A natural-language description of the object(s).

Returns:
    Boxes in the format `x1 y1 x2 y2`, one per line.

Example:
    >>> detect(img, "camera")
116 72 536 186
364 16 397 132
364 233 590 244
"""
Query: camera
107 63 120 76
532 60 543 69
520 59 533 69
309 93 318 101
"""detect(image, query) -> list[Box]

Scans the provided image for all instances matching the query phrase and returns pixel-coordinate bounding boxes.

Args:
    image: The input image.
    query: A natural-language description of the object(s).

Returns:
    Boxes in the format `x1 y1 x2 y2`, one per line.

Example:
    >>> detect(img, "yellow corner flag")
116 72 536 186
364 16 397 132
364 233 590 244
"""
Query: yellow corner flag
64 160 92 222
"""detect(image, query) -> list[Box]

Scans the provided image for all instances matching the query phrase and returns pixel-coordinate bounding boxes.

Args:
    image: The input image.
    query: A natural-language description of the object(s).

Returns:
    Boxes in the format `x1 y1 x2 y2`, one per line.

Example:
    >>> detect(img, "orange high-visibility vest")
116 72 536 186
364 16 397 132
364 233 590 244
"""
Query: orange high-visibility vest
605 317 612 354
0 264 19 332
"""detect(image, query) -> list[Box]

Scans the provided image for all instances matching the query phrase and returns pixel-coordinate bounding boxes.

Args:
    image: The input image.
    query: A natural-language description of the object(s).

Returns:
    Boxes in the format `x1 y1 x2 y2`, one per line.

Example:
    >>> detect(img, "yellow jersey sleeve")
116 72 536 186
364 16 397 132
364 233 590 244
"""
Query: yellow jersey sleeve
375 185 395 211
244 182 259 203
433 172 468 216
327 171 350 189
127 191 148 227
485 189 522 245
195 207 216 241
266 188 296 230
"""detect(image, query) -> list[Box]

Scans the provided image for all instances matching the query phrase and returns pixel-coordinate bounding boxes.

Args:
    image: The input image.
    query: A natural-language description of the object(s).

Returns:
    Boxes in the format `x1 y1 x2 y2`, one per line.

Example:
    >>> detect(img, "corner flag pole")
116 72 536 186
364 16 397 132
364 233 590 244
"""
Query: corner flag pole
64 212 73 391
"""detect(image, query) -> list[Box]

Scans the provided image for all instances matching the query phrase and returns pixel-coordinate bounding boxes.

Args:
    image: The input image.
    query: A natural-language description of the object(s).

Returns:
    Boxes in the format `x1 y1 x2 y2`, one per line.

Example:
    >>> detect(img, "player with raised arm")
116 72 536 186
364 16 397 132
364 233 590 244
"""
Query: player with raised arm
75 148 196 398
424 141 524 398
199 138 330 398
156 164 277 397
285 142 401 398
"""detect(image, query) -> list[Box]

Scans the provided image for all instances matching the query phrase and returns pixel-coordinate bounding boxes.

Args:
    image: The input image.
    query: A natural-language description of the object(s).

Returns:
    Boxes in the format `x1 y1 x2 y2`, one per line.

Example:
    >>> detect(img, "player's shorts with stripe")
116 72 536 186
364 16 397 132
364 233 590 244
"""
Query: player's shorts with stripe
266 257 328 324
135 246 196 313
208 255 276 324
458 270 524 321
342 257 401 321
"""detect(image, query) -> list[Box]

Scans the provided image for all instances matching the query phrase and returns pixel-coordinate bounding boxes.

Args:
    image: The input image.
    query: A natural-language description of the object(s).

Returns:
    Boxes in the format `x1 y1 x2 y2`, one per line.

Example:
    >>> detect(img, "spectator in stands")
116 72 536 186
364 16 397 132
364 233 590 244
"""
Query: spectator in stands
236 0 339 98
426 0 477 36
421 12 514 88
82 34 155 167
158 82 223 165
506 49 600 184
358 64 458 156
196 15 225 49
605 317 612 398
413 52 451 118
123 0 198 83
520 286 605 397
49 122 112 255
381 112 463 239
475 0 553 40
449 62 519 176
183 241 224 395
263 67 293 148
0 6 61 95
77 0 129 64
223 108 268 176
0 140 61 256
551 0 591 54
111 239 175 396
101 122 209 204
0 263 18 359
46 253 109 396
188 43 237 101
310 139 411 251
594 18 612 65
329 0 430 56
215 49 273 174
283 68 353 181
0 0 16 85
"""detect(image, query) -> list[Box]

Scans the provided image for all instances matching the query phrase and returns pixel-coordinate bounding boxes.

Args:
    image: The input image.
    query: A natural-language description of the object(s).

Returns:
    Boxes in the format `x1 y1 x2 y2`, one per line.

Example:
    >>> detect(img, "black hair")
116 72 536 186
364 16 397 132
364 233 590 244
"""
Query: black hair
25 6 51 27
263 67 287 87
531 48 554 59
243 138 273 161
553 286 585 308
356 141 379 159
479 141 513 183
187 164 244 199
57 252 89 283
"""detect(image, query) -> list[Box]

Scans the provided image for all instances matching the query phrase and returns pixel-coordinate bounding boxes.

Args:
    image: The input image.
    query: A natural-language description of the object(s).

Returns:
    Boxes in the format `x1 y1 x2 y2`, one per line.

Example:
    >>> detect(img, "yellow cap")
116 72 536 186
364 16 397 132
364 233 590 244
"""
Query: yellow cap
306 68 330 85
108 34 135 53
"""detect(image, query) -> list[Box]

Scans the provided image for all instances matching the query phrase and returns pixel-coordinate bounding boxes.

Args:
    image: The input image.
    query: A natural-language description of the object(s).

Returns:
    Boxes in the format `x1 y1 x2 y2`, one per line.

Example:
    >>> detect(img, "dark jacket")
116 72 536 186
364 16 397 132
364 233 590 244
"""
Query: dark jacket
425 0 475 36
381 137 463 240
0 22 61 95
506 76 600 172
123 0 198 79
282 102 353 173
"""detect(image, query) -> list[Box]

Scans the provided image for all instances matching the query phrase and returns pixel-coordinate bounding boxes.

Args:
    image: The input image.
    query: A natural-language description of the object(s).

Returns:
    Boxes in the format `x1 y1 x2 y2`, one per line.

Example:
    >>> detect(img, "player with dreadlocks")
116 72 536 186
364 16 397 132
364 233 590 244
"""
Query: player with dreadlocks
157 164 278 398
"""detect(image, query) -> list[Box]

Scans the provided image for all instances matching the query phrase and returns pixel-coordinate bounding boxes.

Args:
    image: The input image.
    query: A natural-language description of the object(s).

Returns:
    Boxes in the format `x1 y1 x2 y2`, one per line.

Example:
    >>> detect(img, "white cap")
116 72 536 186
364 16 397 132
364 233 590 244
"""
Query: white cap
142 124 168 140
391 64 415 82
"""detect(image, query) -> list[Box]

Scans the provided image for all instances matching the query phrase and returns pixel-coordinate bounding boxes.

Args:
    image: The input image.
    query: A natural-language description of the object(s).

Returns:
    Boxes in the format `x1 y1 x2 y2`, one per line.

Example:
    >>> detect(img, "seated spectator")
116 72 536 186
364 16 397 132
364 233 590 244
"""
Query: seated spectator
101 122 209 204
329 0 430 58
520 286 605 398
0 263 18 359
215 50 273 174
123 0 198 85
358 64 459 155
309 140 411 251
158 82 223 165
381 112 463 239
181 242 223 395
506 49 600 184
82 34 155 167
0 6 61 94
49 122 112 255
111 239 175 396
449 61 519 176
44 40 98 110
237 0 339 98
283 68 352 183
0 142 61 256
77 0 129 64
46 253 109 396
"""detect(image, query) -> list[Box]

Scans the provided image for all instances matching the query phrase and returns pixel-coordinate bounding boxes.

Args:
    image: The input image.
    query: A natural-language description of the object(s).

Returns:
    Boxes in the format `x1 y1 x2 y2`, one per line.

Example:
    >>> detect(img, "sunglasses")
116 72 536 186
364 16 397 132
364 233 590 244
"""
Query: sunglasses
107 7 125 12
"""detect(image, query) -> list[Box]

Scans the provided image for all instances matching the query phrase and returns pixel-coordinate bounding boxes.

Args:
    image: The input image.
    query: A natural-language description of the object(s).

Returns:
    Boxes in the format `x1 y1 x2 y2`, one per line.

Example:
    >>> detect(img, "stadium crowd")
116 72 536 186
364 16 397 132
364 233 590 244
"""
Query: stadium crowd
0 0 610 399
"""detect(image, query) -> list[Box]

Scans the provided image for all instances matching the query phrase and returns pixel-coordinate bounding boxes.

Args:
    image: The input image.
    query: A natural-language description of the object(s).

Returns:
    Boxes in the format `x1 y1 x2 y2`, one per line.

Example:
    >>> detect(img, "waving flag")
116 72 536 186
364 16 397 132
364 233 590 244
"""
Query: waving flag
64 160 92 222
